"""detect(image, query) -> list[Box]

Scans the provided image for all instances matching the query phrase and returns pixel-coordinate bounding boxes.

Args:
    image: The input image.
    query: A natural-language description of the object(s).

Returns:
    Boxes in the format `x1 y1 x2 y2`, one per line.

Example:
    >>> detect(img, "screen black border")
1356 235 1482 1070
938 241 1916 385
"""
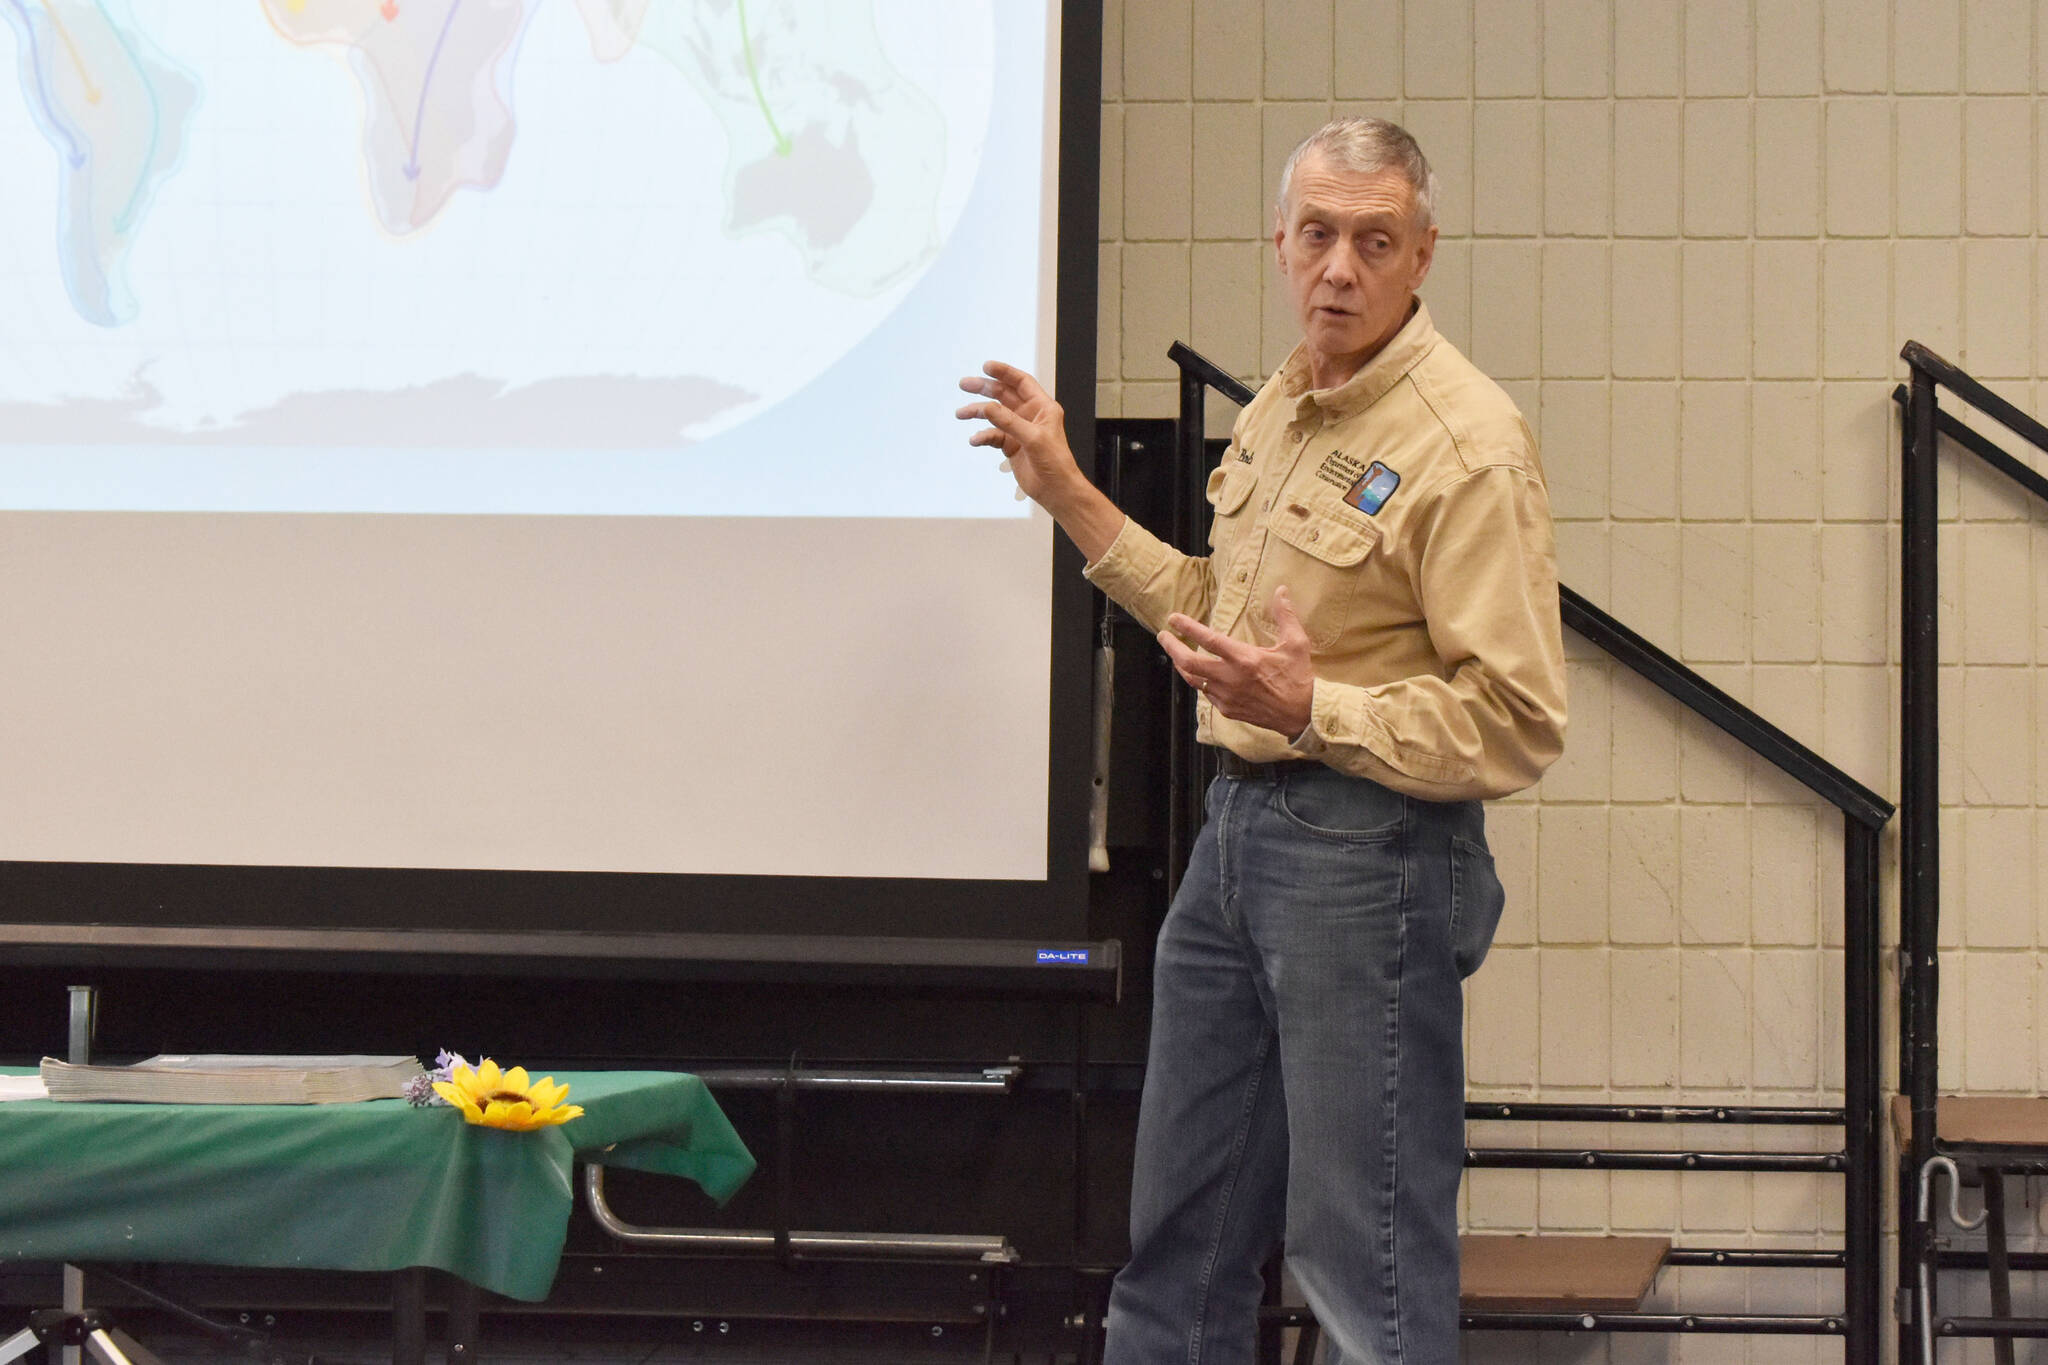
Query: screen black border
0 1 1104 957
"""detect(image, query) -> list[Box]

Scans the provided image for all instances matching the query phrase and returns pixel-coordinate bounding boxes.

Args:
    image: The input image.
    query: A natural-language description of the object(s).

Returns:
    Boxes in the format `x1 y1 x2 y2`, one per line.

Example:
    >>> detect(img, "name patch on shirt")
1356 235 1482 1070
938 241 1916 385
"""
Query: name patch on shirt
1234 444 1254 464
1343 462 1402 516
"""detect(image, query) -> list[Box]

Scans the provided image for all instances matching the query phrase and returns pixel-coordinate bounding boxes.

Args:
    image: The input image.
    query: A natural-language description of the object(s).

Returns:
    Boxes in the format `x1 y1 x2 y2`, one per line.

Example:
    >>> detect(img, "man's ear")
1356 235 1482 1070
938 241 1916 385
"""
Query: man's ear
1409 223 1439 291
1272 211 1288 273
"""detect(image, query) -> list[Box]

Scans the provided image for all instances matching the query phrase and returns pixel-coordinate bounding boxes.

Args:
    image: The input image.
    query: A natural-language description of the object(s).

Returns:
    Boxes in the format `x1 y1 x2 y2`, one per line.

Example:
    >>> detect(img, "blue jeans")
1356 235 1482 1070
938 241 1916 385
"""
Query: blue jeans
1103 768 1505 1365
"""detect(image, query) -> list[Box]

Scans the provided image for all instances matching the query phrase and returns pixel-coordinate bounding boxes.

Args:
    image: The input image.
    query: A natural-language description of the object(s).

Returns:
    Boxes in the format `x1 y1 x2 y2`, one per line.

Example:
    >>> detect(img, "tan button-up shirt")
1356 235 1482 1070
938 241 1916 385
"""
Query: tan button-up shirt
1084 302 1567 802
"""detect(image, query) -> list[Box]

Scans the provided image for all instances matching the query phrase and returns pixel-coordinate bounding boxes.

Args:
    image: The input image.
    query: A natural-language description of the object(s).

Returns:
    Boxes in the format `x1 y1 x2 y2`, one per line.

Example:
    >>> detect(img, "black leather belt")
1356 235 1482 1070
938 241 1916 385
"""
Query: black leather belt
1217 753 1324 780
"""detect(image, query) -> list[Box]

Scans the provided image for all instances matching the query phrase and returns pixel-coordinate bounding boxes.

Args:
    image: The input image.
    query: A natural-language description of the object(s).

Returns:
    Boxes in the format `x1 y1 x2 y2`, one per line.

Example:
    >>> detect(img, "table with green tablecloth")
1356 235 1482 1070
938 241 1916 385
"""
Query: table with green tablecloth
0 1068 754 1303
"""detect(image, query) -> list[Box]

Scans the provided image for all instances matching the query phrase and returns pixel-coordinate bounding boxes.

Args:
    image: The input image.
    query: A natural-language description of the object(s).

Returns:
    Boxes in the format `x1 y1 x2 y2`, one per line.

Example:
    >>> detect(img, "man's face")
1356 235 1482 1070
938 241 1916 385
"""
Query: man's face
1273 157 1437 387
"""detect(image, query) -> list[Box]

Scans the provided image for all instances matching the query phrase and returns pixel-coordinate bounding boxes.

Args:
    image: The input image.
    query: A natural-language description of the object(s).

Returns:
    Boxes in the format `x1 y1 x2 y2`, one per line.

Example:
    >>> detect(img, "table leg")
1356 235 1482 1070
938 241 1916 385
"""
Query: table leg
61 1265 83 1365
392 1268 427 1365
91 1326 165 1365
444 1276 481 1363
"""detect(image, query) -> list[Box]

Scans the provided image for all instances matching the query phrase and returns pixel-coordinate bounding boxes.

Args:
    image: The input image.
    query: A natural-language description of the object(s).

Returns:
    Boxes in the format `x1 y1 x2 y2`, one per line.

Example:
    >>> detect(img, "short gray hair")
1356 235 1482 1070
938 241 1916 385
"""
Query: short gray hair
1275 117 1439 230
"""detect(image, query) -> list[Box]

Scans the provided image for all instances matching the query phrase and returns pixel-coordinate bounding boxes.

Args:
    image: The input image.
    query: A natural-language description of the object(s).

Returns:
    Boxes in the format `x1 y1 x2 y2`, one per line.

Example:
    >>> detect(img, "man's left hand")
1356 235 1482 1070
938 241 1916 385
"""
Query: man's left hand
1159 587 1316 739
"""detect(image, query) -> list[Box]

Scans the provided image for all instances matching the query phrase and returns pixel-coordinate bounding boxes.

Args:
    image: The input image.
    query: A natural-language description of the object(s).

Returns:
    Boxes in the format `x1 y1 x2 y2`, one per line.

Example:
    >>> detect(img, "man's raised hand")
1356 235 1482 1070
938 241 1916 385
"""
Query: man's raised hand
1158 586 1316 739
953 360 1126 564
955 361 1080 507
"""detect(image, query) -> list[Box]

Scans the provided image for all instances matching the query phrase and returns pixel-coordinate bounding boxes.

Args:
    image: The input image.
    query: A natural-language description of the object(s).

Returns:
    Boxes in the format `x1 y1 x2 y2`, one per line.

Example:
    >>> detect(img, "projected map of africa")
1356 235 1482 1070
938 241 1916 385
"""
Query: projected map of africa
0 1 1008 502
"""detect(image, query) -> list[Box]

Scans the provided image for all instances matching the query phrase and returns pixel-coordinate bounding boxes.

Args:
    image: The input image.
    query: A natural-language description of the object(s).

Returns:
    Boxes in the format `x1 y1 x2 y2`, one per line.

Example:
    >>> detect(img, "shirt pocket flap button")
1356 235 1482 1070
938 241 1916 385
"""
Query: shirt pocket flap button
1270 499 1377 566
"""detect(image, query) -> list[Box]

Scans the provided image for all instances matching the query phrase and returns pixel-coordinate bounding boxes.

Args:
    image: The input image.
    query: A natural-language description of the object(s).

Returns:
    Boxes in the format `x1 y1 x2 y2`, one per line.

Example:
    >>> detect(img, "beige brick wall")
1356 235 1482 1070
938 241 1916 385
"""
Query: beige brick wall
1100 0 2048 1356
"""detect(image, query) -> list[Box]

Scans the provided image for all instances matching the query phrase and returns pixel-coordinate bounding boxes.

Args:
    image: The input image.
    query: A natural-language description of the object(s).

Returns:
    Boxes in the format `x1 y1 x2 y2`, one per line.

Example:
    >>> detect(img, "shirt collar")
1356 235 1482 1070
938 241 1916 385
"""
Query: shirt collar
1277 299 1440 424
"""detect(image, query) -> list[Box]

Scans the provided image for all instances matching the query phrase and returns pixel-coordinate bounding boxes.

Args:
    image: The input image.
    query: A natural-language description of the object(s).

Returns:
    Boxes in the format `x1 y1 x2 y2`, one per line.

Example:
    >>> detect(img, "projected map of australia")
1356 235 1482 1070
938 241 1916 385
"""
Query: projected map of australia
0 1 1019 514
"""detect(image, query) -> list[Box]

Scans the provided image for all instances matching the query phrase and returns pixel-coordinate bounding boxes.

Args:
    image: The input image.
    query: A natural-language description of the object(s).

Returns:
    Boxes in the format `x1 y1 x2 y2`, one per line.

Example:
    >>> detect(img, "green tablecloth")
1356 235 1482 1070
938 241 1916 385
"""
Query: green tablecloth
0 1068 754 1302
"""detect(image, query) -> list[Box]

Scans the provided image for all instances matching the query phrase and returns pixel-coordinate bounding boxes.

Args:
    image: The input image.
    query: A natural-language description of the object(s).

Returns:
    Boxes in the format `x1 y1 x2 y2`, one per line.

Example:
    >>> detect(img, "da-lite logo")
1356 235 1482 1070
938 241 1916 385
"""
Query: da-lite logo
1036 948 1090 965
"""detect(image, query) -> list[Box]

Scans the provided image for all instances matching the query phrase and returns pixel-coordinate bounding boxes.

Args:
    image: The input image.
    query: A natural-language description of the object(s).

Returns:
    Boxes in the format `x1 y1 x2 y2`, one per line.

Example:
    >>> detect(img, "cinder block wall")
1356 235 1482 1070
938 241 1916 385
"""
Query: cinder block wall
1099 1 2048 1357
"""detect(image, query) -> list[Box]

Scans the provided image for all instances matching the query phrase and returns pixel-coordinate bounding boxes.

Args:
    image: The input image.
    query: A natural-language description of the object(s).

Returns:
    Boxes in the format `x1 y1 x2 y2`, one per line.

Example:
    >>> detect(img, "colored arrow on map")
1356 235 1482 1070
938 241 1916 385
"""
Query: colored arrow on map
41 0 100 103
90 0 160 233
4 0 87 166
403 0 460 180
736 0 790 158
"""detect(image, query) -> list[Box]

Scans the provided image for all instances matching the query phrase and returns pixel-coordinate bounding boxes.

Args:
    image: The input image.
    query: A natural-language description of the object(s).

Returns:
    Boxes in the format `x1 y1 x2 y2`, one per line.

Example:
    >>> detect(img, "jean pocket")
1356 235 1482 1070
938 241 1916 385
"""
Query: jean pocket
1273 773 1404 842
1449 835 1505 979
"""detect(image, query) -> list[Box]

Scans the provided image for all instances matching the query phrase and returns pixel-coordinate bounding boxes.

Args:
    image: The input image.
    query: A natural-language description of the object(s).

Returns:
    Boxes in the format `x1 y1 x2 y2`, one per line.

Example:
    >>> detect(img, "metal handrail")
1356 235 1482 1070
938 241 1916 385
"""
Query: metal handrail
1466 1147 1844 1173
689 1065 1021 1094
581 1166 1017 1263
1918 1155 1990 1363
1560 587 1892 828
1167 341 1256 405
1263 1305 1850 1336
1902 341 2048 457
1890 383 2048 506
1466 1102 1842 1124
1454 1314 1847 1336
581 1065 1024 1267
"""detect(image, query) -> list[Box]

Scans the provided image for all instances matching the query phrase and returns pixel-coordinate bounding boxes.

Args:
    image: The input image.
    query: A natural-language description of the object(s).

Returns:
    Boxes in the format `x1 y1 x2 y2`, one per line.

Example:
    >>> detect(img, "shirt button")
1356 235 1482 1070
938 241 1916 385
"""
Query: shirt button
1308 530 1320 542
1292 432 1305 444
1236 570 1248 582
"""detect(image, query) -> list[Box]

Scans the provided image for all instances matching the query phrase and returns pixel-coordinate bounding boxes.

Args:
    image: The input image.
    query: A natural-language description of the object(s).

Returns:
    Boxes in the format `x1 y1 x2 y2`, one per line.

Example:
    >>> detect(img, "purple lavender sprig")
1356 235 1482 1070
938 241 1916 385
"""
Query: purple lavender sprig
405 1050 474 1107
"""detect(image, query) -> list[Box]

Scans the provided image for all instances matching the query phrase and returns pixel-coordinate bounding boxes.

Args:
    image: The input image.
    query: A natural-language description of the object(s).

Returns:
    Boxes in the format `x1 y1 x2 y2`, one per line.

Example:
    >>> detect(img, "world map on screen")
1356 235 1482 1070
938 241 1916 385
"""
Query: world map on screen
0 1 1037 516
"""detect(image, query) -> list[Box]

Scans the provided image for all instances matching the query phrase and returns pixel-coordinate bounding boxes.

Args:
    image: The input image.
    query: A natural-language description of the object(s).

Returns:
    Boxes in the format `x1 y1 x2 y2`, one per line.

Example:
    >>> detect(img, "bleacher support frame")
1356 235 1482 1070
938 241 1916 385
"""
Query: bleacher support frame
1896 341 2048 1363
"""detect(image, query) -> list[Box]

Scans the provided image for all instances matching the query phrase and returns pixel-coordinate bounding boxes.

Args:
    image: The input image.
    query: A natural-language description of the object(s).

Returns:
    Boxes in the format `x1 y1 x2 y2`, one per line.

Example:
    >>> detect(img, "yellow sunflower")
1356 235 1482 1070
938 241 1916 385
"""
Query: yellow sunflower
432 1058 584 1131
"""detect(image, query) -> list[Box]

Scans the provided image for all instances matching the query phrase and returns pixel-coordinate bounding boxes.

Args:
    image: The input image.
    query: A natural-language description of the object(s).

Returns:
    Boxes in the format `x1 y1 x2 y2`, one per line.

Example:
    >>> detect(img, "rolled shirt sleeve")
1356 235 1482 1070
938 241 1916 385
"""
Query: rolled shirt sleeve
1082 514 1217 636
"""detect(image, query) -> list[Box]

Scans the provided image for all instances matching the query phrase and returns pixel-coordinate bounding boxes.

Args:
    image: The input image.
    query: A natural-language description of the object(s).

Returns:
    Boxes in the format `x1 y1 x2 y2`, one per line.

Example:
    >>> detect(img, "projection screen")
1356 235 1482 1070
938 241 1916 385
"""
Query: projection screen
0 0 1097 950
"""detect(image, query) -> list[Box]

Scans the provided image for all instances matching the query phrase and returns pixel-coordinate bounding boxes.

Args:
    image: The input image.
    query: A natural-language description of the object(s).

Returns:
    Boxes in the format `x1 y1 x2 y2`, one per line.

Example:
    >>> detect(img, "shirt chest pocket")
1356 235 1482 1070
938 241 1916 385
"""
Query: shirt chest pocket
1258 494 1381 649
1204 463 1259 549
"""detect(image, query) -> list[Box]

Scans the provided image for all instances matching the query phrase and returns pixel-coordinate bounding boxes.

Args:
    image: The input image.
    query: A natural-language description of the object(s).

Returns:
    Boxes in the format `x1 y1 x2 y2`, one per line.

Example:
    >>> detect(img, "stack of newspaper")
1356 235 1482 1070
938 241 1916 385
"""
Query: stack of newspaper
38 1054 424 1105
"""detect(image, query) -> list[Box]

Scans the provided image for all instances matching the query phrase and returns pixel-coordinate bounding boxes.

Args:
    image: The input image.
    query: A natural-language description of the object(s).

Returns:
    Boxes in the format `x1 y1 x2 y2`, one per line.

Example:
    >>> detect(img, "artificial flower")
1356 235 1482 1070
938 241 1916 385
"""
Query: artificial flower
406 1050 474 1107
432 1057 584 1131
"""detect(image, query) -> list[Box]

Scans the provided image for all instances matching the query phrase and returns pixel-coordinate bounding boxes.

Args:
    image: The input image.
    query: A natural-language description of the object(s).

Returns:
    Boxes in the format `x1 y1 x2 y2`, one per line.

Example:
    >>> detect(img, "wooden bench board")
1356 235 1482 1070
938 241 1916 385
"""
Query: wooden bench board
1890 1095 2048 1150
1459 1234 1671 1312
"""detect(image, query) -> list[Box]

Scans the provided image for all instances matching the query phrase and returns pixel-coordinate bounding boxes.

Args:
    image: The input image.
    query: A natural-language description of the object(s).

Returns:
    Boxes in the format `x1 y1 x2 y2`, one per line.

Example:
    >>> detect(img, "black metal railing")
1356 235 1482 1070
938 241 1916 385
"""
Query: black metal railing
1896 341 2048 1363
1145 341 1891 1365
